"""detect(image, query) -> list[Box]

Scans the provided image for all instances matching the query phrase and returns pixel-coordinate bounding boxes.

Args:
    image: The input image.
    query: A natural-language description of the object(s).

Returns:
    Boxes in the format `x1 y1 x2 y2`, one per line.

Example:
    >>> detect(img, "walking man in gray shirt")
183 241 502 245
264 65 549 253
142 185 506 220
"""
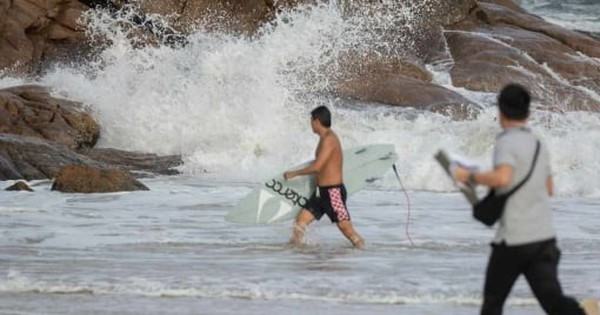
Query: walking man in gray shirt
454 84 588 315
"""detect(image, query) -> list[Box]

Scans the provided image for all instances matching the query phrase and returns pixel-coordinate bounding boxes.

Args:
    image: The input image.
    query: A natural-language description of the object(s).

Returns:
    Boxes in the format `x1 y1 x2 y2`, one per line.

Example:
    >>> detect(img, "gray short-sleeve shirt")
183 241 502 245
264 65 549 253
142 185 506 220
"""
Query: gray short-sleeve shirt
492 127 556 245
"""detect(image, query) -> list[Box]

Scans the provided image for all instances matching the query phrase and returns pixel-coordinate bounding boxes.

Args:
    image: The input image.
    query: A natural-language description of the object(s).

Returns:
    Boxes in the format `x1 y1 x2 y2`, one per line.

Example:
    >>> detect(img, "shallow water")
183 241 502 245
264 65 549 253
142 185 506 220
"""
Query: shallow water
1 177 598 314
517 0 600 32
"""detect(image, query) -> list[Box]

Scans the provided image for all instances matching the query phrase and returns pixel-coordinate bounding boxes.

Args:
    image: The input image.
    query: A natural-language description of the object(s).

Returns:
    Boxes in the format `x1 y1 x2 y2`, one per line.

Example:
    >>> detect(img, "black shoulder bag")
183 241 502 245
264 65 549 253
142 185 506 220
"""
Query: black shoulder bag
473 141 541 226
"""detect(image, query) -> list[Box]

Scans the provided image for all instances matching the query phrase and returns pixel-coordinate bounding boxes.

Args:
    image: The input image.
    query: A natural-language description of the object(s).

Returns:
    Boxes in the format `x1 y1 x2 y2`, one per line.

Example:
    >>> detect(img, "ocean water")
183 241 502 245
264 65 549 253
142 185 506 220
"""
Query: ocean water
1 179 598 315
1 1 599 314
516 0 600 33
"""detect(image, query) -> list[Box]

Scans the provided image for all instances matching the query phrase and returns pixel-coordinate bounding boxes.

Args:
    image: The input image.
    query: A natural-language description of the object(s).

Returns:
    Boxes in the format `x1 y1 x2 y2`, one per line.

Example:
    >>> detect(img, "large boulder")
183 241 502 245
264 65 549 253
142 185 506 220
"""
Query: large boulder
0 85 181 182
444 2 600 111
479 0 527 13
476 2 600 59
0 85 100 149
339 72 474 110
77 148 182 175
326 0 483 116
5 180 33 191
335 52 476 117
3 0 599 118
0 134 182 181
133 0 276 35
51 164 149 193
0 133 107 180
445 30 600 111
0 0 87 75
125 0 478 36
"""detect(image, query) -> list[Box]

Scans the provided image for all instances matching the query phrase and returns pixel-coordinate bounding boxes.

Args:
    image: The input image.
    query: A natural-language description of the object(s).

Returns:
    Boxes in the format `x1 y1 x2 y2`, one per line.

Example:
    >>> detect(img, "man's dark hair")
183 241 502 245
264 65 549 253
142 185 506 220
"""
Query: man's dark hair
498 84 530 120
311 106 331 128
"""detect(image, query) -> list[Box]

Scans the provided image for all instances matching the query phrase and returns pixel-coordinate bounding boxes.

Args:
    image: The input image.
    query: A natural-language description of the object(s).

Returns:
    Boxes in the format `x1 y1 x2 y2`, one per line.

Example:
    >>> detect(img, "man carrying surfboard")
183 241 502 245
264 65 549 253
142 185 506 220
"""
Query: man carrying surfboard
453 84 590 315
283 106 365 248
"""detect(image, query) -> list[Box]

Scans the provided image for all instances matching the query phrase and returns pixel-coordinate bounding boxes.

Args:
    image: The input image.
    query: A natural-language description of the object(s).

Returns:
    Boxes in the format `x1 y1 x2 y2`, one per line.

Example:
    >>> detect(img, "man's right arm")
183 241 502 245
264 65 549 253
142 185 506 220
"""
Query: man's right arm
455 164 514 188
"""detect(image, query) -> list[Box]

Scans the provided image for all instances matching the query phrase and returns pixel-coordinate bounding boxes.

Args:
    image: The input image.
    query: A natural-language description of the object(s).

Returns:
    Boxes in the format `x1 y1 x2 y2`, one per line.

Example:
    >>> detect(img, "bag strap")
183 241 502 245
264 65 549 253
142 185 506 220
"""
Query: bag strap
506 140 541 196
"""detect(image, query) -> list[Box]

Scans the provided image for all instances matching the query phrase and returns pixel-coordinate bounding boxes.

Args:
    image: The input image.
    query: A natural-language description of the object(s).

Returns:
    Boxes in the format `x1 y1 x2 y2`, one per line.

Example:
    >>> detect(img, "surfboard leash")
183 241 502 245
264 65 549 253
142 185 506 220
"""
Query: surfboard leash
392 164 415 247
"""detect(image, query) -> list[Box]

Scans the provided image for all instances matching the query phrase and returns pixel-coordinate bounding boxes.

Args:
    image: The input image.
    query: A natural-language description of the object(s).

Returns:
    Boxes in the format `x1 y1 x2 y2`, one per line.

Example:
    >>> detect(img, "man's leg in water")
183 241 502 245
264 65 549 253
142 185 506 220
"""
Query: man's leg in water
336 220 364 248
291 209 315 245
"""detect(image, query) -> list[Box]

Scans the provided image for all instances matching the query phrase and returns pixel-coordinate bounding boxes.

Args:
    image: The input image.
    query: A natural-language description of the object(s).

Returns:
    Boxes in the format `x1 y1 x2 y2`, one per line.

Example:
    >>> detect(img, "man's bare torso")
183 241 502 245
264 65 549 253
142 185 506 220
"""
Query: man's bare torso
316 130 343 186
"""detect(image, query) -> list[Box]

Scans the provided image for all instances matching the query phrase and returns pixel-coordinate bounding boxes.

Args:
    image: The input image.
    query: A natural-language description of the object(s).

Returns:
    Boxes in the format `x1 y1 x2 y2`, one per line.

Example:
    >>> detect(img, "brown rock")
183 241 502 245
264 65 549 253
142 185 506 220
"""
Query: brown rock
0 85 100 149
0 18 34 74
446 3 600 111
51 165 149 193
339 54 432 83
478 0 527 14
471 2 600 93
0 133 107 180
135 0 274 35
0 0 86 75
52 1 88 32
417 0 478 27
337 53 474 115
5 180 33 191
77 148 182 175
132 0 478 37
580 31 600 41
0 133 182 181
476 2 600 58
339 72 475 113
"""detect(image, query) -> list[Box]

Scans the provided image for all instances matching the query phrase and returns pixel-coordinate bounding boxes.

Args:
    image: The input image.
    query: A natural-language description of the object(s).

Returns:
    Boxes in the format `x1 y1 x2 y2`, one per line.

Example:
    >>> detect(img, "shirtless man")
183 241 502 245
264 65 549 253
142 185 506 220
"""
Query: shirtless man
284 106 364 248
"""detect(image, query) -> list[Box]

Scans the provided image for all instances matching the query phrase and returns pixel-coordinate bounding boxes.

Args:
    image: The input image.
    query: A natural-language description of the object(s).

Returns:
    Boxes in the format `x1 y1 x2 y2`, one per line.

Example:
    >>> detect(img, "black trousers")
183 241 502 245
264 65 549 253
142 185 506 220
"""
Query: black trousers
481 238 585 315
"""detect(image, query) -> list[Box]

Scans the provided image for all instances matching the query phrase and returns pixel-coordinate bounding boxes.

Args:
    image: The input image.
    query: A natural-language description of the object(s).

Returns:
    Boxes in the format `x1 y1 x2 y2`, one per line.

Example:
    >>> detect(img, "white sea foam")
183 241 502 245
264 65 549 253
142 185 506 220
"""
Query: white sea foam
1 269 540 306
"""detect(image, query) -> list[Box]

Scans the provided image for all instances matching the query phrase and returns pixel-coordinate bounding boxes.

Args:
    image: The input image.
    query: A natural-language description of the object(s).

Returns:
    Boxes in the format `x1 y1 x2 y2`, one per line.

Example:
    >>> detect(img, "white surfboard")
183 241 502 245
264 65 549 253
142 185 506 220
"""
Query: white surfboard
226 144 398 224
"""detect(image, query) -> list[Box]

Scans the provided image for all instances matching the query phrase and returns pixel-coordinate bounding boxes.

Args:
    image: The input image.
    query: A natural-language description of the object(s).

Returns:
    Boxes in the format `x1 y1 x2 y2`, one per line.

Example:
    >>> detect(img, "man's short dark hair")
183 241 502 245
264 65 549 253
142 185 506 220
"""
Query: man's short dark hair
498 84 530 120
311 106 331 128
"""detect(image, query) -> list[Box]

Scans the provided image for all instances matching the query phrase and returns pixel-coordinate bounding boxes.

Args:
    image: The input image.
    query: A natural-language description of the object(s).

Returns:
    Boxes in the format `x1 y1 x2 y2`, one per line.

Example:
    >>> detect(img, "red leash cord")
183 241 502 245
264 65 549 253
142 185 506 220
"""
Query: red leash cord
393 164 414 247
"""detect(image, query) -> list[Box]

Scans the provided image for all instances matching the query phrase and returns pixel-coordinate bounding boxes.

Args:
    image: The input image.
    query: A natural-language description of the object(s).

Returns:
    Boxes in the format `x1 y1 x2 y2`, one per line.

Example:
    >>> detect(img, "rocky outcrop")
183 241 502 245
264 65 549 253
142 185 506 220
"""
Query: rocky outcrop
77 148 182 175
109 0 600 113
0 85 181 182
133 0 294 35
336 55 468 110
476 2 600 59
0 85 99 149
0 133 107 180
51 164 149 193
1 0 599 119
0 0 286 74
331 1 478 112
0 0 88 75
445 1 600 111
0 133 182 181
339 72 474 110
170 0 271 35
479 0 526 13
5 180 33 191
